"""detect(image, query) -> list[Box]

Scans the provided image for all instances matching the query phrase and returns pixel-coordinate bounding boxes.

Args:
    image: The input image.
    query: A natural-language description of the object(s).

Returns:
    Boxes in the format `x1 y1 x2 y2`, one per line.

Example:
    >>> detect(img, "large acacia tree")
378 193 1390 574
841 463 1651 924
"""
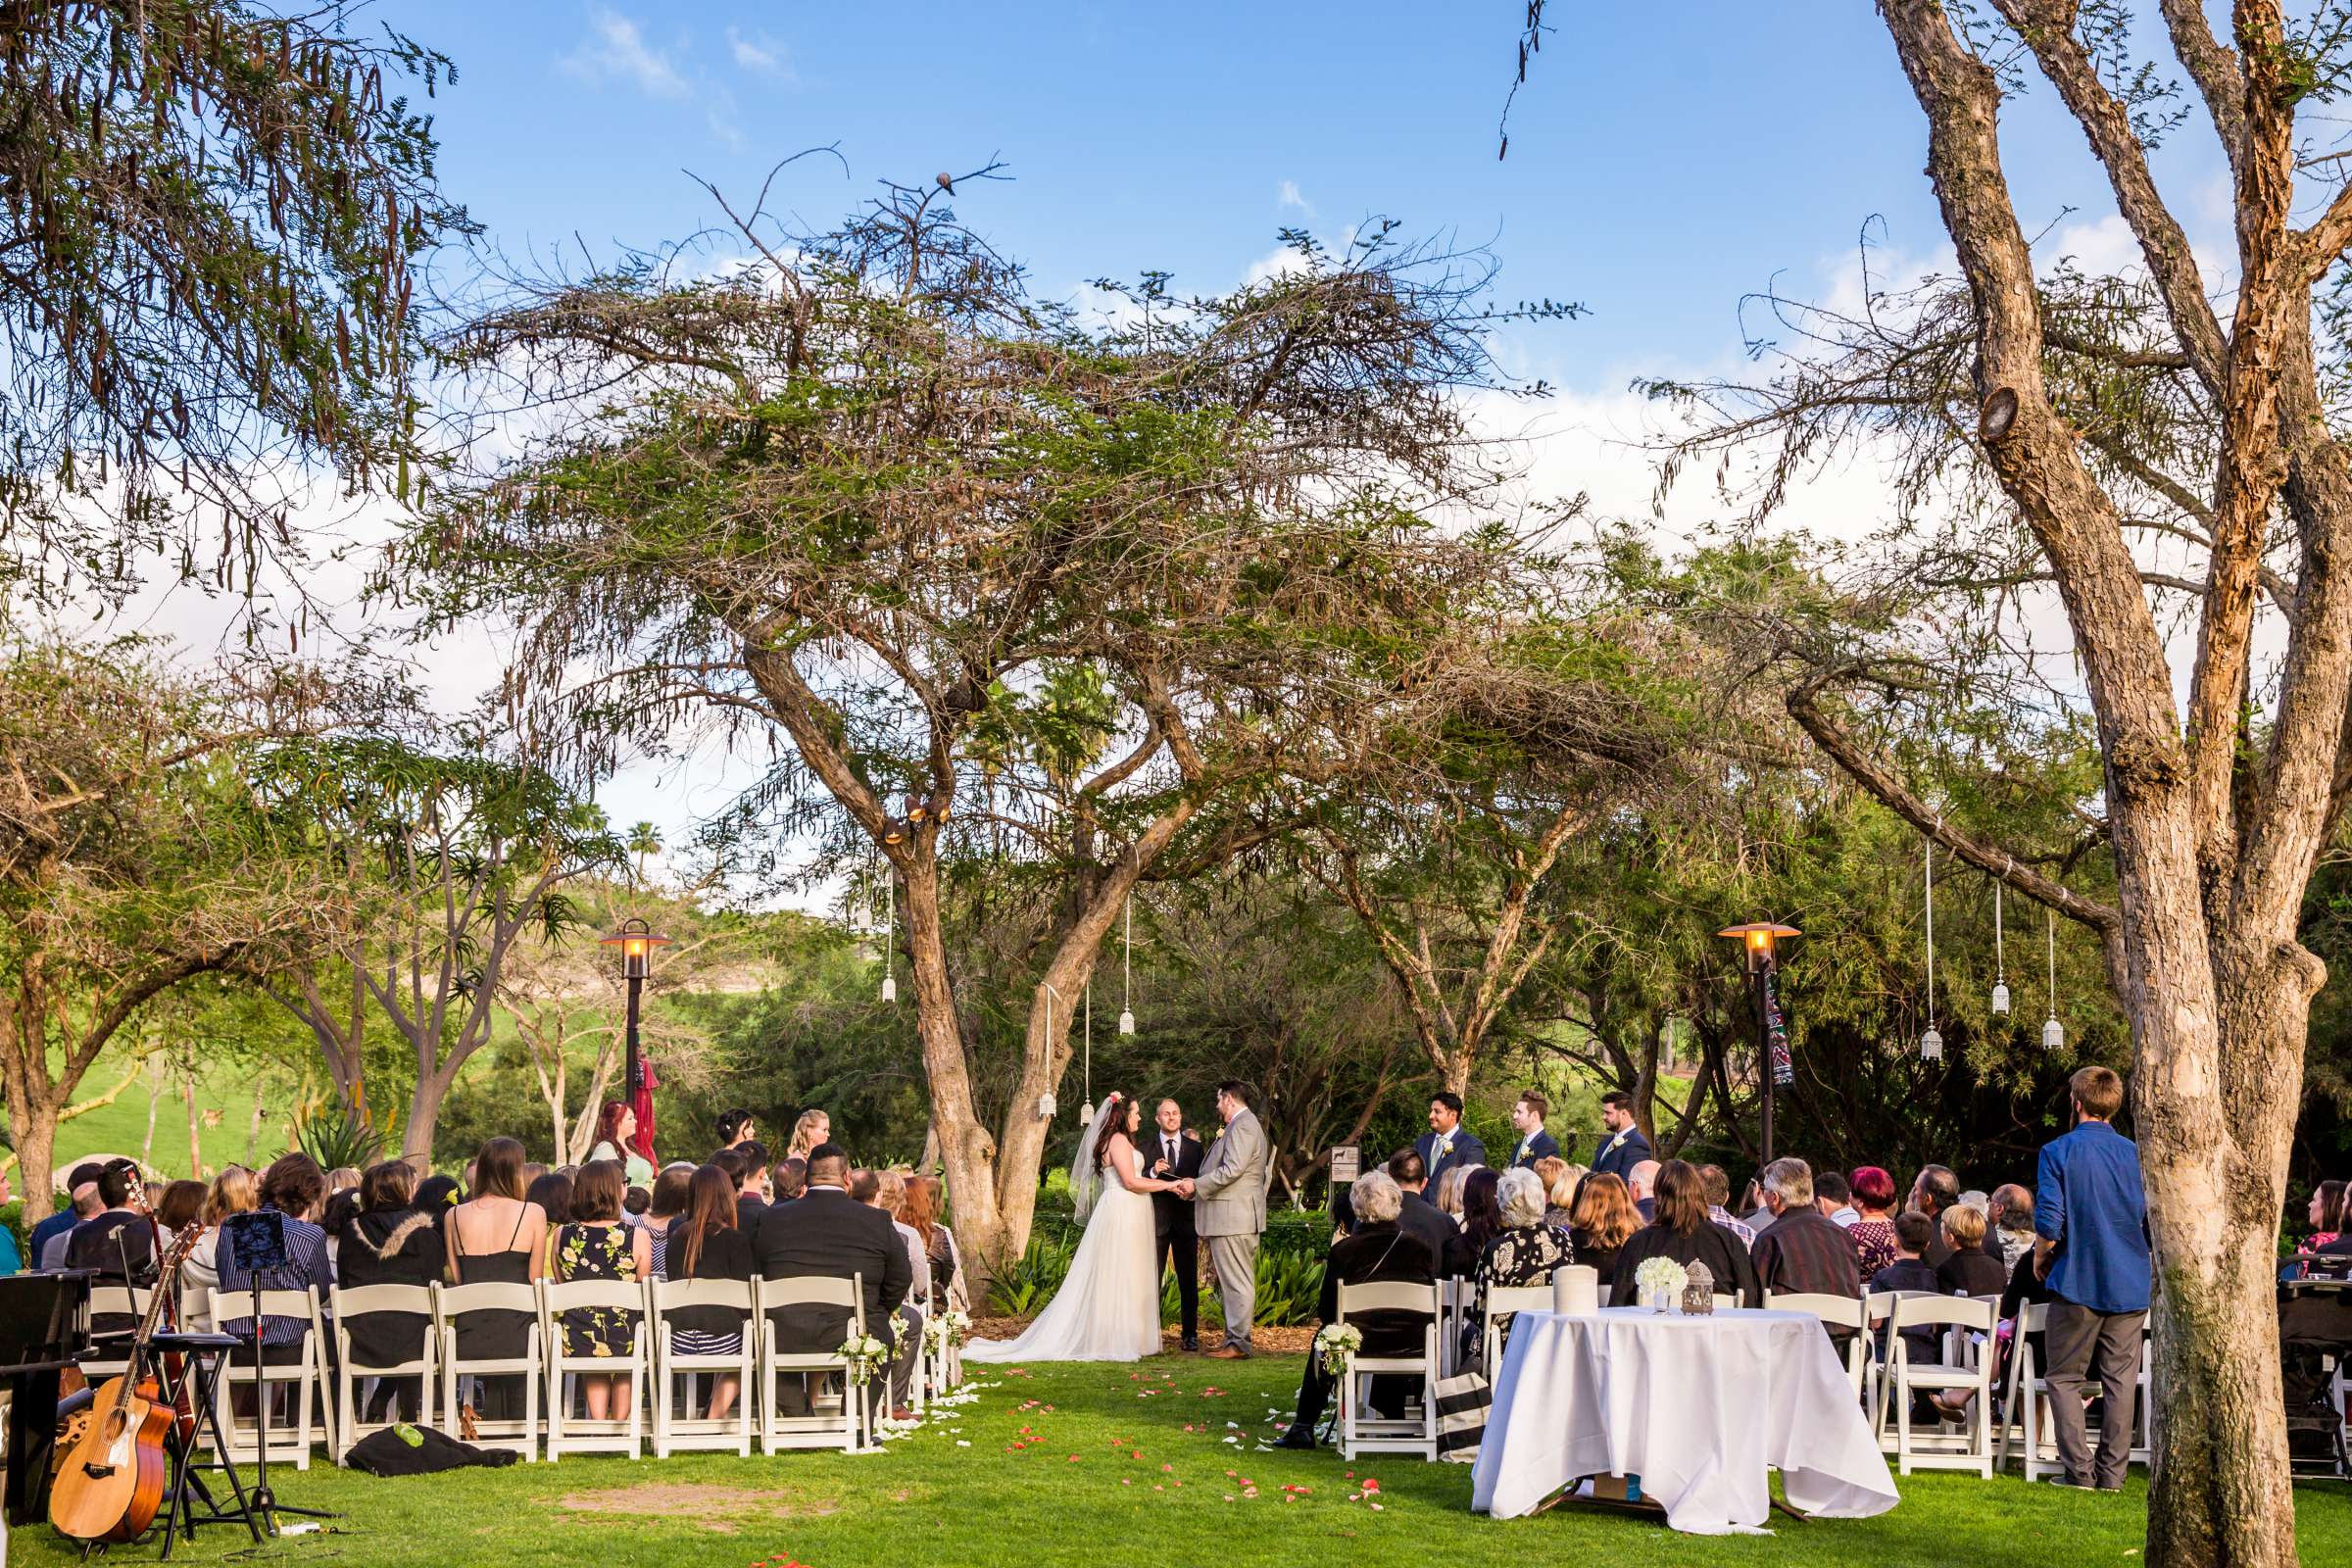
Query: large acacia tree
0 1 471 604
1516 2 2352 1560
414 170 1563 1274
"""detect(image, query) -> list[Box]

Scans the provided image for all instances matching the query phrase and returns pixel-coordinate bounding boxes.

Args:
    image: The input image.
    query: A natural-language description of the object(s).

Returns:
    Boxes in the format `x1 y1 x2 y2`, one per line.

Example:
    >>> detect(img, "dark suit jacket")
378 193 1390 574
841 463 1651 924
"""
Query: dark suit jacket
752 1187 912 1351
1142 1129 1202 1239
1396 1190 1455 1269
1415 1128 1488 1190
1508 1129 1561 1169
1317 1223 1436 1357
735 1193 768 1234
1591 1125 1653 1181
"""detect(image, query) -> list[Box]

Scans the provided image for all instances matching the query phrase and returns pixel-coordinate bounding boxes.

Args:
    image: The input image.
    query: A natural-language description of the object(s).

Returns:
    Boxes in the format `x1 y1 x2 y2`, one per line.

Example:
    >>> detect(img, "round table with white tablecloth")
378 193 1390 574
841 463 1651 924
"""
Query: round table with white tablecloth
1469 1307 1898 1534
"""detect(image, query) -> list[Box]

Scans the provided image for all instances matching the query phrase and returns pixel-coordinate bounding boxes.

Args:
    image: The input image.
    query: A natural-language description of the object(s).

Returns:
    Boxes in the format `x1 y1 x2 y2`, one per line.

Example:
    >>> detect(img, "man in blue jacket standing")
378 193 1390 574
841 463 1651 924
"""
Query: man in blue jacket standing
2034 1064 2151 1491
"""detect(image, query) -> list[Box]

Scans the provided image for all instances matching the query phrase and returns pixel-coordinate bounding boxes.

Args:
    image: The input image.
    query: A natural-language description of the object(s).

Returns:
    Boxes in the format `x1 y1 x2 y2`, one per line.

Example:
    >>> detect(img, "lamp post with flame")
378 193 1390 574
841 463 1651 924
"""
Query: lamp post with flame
601 917 671 1164
1716 921 1800 1165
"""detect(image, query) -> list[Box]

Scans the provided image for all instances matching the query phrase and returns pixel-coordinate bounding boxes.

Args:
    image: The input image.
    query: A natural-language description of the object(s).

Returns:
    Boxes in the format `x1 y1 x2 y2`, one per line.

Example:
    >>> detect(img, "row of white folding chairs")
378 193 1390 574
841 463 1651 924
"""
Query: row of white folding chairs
138 1274 888 1467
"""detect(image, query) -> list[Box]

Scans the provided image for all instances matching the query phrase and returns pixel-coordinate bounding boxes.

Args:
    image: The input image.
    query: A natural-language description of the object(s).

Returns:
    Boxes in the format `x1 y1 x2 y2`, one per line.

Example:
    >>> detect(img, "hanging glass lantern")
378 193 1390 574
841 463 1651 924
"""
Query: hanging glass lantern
1117 894 1138 1035
1919 838 1941 1060
1920 1023 1944 1061
2042 1014 2064 1052
880 973 897 1003
2042 908 2063 1050
1990 880 2010 1013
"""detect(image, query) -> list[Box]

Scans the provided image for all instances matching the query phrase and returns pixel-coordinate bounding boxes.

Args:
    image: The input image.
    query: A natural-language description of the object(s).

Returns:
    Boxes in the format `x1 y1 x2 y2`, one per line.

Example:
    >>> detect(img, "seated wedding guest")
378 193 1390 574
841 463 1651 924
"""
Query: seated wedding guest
412 1173 460 1233
1933 1219 2058 1421
181 1167 255 1333
445 1138 547 1421
524 1169 572 1272
326 1166 363 1199
1749 1157 1861 1317
586 1101 656 1189
665 1164 757 1421
1626 1159 1662 1224
1815 1170 1858 1228
2297 1180 2347 1262
869 1169 926 1416
784 1108 830 1163
1698 1163 1756 1246
773 1157 808 1203
1387 1150 1454 1266
1847 1166 1901 1276
1911 1163 1961 1268
735 1142 773 1226
520 1161 551 1192
68 1159 159 1336
337 1160 442 1421
553 1159 651 1423
1531 1154 1568 1215
1469 1168 1572 1368
894 1172 956 1302
639 1164 694 1281
217 1153 331 1366
1569 1171 1640 1288
318 1185 364 1271
36 1164 107 1269
1275 1171 1435 1449
1986 1184 2037 1271
1936 1202 2009 1298
716 1107 759 1150
1433 1163 1470 1222
1610 1159 1762 1308
753 1144 910 1417
156 1179 206 1248
1445 1167 1503 1278
1871 1210 1944 1377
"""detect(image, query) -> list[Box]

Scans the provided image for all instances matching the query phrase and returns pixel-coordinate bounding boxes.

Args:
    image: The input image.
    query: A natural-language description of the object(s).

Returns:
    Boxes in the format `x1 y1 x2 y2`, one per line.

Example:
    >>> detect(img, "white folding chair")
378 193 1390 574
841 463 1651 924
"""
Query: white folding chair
1335 1280 1440 1461
207 1288 330 1469
754 1274 866 1454
1477 1285 1554 1375
79 1286 158 1384
541 1278 647 1460
1882 1294 1994 1477
650 1278 755 1457
435 1282 541 1460
329 1283 437 1464
1766 1291 1870 1398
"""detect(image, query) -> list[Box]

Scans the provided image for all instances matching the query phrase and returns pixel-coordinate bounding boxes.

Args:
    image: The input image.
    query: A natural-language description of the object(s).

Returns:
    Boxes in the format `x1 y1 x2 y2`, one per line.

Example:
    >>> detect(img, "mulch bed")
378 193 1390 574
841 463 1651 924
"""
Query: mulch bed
968 1317 1316 1355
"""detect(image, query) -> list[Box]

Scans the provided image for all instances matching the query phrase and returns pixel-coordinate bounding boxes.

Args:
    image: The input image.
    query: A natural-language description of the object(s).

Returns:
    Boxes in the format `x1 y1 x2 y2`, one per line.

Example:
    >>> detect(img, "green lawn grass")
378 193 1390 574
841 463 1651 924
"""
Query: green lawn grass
12 1354 2347 1568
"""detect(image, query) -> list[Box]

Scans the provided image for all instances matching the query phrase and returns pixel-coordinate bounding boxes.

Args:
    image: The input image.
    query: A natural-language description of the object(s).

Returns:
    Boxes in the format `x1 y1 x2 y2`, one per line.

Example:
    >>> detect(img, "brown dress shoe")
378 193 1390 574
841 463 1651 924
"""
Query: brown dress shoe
1204 1345 1249 1359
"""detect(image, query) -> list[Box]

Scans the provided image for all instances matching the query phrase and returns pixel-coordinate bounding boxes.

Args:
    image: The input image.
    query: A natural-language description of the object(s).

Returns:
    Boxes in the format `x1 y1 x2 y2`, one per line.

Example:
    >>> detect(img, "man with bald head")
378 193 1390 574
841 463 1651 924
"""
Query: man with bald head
1145 1099 1204 1351
1628 1159 1662 1224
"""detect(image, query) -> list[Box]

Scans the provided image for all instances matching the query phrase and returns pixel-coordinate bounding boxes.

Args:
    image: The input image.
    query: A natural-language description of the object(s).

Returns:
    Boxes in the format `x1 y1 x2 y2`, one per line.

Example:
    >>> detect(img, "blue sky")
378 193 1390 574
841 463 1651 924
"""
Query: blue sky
132 4 2254 876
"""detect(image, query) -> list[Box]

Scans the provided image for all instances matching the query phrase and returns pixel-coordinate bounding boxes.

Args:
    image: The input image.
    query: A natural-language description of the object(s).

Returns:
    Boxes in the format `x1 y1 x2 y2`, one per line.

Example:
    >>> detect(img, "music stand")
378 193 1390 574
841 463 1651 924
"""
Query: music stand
148 1330 262 1557
220 1212 337 1533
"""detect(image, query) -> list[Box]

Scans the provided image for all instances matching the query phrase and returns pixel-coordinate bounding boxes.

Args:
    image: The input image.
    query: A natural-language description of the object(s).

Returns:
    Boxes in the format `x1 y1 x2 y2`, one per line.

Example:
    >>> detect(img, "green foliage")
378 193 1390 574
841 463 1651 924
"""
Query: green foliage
294 1102 388 1172
985 1233 1076 1318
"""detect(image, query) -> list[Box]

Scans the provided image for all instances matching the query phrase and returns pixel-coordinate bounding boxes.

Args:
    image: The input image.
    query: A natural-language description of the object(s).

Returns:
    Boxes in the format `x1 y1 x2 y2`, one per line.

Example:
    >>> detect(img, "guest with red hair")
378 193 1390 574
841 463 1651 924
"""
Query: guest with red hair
587 1100 655 1188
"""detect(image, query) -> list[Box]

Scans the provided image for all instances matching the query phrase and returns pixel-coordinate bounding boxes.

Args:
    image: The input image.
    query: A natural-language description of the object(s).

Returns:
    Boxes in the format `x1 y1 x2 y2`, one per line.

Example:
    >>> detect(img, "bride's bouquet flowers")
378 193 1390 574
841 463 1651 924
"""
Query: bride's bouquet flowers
1313 1323 1362 1377
922 1309 972 1354
1632 1255 1689 1311
839 1332 890 1385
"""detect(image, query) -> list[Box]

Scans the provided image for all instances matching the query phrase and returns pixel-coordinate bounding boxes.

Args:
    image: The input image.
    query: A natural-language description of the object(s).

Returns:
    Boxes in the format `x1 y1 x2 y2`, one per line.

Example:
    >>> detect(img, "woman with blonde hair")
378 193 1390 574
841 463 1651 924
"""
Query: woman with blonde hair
180 1166 256 1333
1434 1163 1472 1220
785 1108 830 1162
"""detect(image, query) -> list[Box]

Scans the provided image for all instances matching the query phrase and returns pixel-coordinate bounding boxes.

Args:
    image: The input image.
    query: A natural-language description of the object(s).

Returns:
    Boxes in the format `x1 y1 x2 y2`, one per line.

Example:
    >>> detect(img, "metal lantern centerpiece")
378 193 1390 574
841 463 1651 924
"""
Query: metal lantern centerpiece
1682 1260 1717 1316
600 917 672 1164
1716 921 1800 1164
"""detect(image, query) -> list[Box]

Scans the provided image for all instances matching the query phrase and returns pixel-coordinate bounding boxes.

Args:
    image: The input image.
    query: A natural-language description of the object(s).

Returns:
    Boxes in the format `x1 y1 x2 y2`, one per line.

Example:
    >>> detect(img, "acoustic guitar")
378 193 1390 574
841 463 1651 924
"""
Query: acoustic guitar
48 1224 204 1544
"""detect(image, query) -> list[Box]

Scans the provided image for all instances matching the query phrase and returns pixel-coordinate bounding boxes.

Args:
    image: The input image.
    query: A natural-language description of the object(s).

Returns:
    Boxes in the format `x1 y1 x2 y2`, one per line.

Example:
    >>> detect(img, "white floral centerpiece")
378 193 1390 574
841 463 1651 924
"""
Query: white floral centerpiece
1314 1323 1362 1377
839 1332 890 1385
1632 1255 1689 1312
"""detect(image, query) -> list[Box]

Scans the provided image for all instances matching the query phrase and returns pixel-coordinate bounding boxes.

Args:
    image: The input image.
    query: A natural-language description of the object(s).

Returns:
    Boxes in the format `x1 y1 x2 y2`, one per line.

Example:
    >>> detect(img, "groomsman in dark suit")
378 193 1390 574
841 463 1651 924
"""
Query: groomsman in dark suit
1414 1092 1488 1190
1145 1098 1204 1350
1507 1089 1561 1169
1590 1090 1652 1180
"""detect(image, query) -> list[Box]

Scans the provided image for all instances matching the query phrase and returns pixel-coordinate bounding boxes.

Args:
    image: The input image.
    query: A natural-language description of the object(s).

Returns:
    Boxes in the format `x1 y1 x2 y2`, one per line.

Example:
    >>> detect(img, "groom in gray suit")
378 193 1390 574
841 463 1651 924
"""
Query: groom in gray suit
1182 1079 1268 1359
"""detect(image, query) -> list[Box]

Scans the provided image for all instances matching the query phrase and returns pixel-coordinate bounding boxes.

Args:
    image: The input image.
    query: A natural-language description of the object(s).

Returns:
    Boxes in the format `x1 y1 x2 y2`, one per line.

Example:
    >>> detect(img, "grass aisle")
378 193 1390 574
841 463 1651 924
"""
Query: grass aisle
14 1354 2351 1568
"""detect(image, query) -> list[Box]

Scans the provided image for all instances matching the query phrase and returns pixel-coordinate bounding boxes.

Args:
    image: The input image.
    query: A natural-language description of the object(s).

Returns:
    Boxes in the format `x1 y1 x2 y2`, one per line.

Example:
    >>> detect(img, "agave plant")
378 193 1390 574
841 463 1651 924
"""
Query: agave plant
293 1102 388 1173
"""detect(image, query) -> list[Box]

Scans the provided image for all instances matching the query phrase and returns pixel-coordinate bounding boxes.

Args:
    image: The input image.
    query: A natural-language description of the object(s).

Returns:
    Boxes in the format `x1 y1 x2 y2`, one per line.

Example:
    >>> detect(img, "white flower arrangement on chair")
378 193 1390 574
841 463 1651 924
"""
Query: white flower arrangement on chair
839 1332 890 1384
1314 1322 1363 1377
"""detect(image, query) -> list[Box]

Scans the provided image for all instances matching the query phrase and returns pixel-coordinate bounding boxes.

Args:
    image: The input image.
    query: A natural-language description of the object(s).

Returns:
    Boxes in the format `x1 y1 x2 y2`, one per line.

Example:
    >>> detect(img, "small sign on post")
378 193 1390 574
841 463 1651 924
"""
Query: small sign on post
1329 1146 1360 1184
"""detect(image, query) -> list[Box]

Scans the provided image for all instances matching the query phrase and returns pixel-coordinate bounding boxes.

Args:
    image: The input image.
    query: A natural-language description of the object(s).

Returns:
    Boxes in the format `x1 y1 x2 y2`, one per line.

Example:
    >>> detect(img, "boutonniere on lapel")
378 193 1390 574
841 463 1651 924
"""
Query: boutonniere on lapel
1606 1130 1628 1152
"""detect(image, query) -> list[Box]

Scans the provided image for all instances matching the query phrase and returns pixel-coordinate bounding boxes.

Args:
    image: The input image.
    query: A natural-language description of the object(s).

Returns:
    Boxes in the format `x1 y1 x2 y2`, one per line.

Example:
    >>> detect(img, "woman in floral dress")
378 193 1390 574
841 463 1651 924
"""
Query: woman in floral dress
553 1159 652 1422
1468 1168 1574 1370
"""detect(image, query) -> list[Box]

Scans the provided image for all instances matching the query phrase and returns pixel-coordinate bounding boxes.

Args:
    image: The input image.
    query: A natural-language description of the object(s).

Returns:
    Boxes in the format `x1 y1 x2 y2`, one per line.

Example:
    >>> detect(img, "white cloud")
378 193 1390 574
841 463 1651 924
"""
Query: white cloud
561 7 687 101
727 25 793 79
1277 179 1314 218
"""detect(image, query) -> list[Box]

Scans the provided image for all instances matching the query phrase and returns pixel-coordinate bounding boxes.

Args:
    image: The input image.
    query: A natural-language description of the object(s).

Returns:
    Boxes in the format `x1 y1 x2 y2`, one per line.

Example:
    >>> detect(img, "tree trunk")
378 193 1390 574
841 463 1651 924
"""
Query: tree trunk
245 1081 266 1166
13 1108 56 1224
901 860 1009 1281
141 1054 161 1168
403 1066 456 1163
185 1069 202 1181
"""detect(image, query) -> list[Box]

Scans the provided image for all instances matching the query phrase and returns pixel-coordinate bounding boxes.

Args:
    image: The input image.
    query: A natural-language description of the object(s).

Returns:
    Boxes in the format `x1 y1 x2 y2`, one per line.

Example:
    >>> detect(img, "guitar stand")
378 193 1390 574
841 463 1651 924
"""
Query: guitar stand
149 1334 263 1559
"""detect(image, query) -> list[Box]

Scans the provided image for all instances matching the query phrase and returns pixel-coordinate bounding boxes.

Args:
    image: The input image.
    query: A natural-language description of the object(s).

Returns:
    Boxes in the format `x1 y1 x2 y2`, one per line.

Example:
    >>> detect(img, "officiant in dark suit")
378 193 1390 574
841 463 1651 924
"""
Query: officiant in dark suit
1145 1098 1204 1350
1414 1092 1488 1189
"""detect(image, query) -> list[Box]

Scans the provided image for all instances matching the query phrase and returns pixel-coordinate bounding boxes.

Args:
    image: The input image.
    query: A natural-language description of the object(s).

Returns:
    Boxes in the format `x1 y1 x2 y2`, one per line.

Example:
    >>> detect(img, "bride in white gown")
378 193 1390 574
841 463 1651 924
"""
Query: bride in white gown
966 1093 1177 1362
